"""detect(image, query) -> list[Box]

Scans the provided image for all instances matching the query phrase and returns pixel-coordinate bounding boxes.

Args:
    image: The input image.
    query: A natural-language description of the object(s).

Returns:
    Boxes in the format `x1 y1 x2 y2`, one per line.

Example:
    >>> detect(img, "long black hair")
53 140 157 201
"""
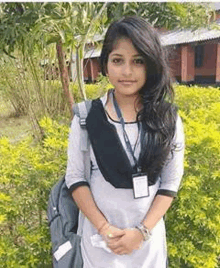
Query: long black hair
100 16 177 183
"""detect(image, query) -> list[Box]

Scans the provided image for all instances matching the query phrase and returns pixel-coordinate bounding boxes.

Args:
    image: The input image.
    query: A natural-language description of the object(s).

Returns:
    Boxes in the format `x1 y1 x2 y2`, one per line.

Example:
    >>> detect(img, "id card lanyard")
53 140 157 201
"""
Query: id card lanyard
111 91 141 172
111 91 149 198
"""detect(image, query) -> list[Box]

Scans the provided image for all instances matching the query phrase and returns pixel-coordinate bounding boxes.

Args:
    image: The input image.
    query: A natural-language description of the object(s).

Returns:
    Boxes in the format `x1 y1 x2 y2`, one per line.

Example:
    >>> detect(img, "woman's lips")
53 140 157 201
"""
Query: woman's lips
119 80 136 85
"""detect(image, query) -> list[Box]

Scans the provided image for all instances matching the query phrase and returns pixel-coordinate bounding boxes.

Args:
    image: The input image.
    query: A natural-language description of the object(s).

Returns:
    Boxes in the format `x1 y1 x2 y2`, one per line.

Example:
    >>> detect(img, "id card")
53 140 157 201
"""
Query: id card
132 173 149 199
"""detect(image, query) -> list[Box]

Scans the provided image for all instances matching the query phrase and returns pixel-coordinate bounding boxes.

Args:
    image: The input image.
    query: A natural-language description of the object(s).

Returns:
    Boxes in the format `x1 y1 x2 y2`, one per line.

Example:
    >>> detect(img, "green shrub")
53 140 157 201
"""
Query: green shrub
166 85 220 268
0 85 105 267
70 82 110 103
0 118 69 267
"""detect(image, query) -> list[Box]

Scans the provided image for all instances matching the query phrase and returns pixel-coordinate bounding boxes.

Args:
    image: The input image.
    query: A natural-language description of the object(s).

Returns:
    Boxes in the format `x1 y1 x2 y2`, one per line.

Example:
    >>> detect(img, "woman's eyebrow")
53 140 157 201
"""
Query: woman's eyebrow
109 53 123 57
133 54 144 57
110 53 142 57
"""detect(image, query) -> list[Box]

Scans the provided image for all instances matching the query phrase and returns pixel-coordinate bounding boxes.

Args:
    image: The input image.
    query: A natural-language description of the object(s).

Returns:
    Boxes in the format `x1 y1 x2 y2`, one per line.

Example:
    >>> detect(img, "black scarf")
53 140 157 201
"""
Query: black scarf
86 99 158 189
86 99 133 188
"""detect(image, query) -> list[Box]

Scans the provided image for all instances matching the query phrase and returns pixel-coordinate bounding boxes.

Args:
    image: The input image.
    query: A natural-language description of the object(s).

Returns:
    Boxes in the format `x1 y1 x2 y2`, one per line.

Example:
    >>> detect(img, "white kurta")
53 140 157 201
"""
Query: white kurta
65 92 185 268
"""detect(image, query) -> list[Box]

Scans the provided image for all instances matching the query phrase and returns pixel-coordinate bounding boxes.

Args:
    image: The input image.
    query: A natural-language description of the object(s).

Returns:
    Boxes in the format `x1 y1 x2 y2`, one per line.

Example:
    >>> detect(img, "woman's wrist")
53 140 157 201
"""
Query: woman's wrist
97 221 109 234
135 223 151 241
129 228 145 250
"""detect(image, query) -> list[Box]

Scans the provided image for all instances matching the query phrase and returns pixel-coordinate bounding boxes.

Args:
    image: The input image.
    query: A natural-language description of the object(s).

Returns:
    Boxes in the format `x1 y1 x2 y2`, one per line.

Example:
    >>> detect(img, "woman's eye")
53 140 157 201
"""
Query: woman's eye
134 58 144 65
112 58 123 64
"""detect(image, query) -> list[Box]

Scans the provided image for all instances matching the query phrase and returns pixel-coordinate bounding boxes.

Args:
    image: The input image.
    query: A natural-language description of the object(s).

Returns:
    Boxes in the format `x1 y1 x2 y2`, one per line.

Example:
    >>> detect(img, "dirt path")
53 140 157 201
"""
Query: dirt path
0 114 31 141
0 95 31 141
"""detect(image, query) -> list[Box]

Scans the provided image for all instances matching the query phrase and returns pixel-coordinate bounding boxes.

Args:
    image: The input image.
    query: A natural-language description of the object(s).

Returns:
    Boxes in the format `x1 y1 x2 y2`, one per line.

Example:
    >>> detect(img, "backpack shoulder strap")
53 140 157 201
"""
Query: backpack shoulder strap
73 100 92 183
73 100 92 152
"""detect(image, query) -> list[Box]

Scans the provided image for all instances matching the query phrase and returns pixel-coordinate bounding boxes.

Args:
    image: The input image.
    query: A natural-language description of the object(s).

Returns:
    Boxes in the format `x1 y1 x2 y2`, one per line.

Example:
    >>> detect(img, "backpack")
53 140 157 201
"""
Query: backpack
47 100 92 268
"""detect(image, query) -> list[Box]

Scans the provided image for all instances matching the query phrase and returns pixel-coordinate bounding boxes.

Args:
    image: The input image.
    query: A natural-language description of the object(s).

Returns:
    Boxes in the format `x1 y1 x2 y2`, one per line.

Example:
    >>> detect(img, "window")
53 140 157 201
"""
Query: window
195 45 204 68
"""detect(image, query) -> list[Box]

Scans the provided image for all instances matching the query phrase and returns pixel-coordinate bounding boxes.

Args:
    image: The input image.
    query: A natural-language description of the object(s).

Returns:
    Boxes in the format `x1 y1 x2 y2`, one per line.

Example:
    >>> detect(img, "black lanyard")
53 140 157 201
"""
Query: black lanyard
111 91 142 173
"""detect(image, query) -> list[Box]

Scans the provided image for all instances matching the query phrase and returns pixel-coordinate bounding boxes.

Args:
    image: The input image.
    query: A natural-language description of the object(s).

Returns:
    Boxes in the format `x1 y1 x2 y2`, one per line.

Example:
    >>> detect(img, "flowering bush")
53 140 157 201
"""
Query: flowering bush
0 118 69 267
166 85 220 268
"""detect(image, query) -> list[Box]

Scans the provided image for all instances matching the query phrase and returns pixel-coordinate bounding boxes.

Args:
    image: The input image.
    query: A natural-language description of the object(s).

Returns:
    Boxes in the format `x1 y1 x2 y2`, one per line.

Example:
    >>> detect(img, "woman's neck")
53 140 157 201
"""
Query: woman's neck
106 90 142 122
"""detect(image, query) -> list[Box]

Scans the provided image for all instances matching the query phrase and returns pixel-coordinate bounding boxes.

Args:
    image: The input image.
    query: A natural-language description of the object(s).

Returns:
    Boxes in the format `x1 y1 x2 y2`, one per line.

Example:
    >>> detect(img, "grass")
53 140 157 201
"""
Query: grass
0 92 31 141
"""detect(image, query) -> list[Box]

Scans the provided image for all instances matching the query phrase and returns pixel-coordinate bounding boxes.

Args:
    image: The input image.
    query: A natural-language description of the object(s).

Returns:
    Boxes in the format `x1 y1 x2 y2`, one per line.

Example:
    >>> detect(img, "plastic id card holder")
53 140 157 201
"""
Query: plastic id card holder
132 173 149 199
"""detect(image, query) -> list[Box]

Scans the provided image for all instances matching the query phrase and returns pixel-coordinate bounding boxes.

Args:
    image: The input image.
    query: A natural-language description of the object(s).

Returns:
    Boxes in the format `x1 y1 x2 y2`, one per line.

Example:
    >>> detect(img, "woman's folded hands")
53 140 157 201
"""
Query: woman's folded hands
99 223 144 255
99 222 125 240
107 228 144 255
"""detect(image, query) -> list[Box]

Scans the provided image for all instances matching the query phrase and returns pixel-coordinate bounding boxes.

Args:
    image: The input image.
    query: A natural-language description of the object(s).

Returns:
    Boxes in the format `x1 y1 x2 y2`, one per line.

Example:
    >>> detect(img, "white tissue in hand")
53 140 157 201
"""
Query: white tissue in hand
90 234 112 253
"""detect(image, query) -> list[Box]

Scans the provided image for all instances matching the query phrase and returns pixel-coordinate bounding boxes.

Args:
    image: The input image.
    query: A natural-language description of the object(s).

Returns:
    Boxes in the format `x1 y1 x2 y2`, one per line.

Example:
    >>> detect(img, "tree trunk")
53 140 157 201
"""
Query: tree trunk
76 45 87 100
56 40 74 118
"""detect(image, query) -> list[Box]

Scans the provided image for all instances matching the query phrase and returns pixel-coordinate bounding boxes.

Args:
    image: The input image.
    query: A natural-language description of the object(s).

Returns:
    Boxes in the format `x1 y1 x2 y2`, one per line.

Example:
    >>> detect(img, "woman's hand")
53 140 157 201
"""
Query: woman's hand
107 228 144 255
99 223 125 242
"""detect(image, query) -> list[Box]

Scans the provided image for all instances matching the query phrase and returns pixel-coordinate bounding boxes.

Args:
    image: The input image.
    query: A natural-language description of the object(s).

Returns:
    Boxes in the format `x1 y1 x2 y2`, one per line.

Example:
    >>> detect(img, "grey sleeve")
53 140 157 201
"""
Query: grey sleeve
65 116 89 193
157 115 185 197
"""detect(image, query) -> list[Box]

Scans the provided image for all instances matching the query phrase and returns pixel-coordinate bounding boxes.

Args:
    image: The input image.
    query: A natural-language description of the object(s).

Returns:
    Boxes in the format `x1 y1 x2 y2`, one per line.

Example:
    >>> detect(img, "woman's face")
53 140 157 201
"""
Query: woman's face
107 38 147 98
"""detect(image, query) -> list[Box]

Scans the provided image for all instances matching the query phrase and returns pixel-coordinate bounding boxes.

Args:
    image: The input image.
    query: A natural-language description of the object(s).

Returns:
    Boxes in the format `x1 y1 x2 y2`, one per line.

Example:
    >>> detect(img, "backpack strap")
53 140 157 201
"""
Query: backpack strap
73 100 92 183
72 100 92 236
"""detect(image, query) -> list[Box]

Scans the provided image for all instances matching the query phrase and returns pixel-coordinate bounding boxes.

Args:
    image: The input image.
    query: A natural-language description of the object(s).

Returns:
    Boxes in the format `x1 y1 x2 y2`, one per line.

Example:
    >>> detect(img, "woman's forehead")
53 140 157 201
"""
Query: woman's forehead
110 38 140 55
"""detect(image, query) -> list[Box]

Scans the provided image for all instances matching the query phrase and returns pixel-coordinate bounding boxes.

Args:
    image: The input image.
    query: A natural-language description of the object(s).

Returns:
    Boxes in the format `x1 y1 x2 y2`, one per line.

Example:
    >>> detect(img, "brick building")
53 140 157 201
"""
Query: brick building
71 4 220 85
161 19 220 85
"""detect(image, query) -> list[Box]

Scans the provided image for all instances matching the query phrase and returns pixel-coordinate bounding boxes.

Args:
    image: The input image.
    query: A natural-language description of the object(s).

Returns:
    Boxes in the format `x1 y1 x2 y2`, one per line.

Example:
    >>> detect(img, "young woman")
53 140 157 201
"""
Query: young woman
65 16 184 268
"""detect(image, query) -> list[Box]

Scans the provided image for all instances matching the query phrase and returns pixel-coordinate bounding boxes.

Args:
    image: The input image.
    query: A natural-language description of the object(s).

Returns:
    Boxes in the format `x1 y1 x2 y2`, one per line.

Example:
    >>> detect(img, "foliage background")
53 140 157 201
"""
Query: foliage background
0 2 219 267
0 84 220 267
0 2 216 132
167 85 220 268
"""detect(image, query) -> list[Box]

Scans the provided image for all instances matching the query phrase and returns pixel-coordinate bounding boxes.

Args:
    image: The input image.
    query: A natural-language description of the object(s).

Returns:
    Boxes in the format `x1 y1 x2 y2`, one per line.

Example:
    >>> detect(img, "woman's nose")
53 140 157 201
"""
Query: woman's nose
123 62 132 76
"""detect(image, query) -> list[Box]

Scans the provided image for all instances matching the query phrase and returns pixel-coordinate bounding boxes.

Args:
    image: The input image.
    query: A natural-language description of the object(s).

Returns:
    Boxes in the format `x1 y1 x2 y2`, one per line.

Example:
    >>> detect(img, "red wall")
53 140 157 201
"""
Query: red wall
195 43 217 76
216 43 220 82
83 58 100 82
169 42 219 83
169 44 195 82
91 58 101 81
181 44 195 82
168 46 181 79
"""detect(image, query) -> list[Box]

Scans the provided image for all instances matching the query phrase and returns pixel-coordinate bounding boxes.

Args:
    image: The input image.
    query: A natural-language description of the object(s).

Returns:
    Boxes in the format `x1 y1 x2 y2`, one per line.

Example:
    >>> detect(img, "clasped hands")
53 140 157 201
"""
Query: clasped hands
99 223 144 255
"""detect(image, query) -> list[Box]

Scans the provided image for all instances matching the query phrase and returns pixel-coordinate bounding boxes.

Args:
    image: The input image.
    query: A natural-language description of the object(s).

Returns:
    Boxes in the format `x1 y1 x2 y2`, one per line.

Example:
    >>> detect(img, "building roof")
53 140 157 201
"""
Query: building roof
211 2 220 11
160 21 220 46
81 19 220 59
72 47 101 61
